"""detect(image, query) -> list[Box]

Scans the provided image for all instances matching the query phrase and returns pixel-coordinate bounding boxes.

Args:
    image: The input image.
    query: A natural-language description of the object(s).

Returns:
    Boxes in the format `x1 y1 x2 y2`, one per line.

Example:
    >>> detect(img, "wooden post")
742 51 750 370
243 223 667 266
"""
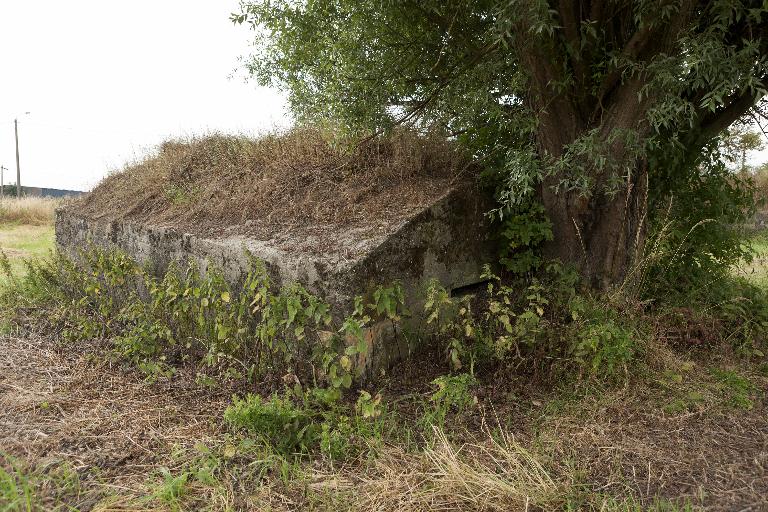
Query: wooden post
15 118 21 198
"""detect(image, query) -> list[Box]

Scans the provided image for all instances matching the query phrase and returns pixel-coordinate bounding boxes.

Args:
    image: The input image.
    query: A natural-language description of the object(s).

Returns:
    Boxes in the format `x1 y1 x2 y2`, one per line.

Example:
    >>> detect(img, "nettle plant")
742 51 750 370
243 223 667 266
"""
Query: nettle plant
425 263 637 378
3 246 405 394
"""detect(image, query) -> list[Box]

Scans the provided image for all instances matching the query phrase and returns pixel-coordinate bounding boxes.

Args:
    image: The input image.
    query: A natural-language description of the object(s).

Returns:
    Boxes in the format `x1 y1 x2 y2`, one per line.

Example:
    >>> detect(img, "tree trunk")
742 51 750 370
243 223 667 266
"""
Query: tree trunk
540 163 648 290
531 83 651 290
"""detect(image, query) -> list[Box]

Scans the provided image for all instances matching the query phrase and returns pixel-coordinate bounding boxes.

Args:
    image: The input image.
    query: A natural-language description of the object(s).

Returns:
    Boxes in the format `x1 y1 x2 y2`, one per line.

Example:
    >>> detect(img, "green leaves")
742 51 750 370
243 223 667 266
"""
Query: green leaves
425 373 477 428
370 281 405 321
237 0 768 291
236 0 514 137
495 200 553 274
356 390 382 418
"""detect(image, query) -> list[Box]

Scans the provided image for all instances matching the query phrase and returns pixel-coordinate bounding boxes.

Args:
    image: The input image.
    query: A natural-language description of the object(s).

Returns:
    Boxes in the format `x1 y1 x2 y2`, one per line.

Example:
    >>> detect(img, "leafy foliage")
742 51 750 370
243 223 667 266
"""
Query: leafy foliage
0 247 403 391
225 394 318 456
425 263 638 379
233 0 768 286
224 388 385 459
423 373 478 428
494 200 553 274
644 140 759 297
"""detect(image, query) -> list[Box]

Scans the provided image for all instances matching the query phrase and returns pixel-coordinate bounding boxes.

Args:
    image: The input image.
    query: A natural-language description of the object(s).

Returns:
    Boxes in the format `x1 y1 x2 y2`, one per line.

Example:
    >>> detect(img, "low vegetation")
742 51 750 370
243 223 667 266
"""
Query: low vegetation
1 132 767 512
0 197 58 226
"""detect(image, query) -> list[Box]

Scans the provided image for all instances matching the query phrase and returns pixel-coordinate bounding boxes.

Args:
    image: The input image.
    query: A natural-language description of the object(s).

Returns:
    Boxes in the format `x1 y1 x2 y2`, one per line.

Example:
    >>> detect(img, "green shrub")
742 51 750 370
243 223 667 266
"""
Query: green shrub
425 262 637 379
223 389 384 459
568 305 636 376
2 246 404 459
493 200 553 274
224 394 317 455
636 140 768 355
423 373 478 428
644 143 758 299
708 278 768 355
647 273 768 356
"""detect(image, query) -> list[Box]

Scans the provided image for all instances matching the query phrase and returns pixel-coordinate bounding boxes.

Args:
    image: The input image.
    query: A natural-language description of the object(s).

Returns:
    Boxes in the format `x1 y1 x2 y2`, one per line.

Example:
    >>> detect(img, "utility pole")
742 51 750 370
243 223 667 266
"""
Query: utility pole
0 165 6 199
14 118 21 198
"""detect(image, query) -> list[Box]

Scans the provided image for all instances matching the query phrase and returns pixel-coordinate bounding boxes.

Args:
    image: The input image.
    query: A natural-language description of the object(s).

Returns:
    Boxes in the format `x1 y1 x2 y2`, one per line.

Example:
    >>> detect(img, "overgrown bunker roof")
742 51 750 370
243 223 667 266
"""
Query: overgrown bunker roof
69 128 476 253
57 128 496 376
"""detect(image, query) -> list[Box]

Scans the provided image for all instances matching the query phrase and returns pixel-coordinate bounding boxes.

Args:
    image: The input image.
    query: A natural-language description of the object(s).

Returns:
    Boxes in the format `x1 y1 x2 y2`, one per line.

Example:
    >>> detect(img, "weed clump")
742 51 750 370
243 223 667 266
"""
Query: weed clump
224 387 386 460
425 263 640 381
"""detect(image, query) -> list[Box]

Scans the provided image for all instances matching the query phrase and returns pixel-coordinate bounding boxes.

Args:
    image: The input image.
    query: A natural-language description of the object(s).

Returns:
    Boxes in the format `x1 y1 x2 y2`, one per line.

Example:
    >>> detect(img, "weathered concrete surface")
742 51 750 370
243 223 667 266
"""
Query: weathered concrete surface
56 184 496 376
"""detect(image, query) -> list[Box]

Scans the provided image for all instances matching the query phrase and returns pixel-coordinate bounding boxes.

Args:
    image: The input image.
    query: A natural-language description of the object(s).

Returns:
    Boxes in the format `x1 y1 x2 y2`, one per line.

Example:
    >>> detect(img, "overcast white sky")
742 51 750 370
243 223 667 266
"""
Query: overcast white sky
0 1 290 191
1 3 767 192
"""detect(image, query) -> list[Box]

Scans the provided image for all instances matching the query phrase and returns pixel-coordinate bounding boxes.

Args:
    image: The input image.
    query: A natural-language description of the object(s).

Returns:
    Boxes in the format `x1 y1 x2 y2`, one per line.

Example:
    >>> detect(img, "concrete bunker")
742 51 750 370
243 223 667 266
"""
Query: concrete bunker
55 130 497 375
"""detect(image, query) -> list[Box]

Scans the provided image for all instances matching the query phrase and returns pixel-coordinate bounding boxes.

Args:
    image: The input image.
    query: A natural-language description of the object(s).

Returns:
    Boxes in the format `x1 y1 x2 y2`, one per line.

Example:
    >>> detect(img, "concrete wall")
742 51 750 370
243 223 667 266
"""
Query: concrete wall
56 184 497 376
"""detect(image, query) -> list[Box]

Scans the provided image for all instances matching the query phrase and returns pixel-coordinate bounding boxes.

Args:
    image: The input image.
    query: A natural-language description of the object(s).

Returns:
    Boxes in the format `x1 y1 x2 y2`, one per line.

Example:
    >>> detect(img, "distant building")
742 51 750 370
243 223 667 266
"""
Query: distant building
39 187 84 198
7 186 85 198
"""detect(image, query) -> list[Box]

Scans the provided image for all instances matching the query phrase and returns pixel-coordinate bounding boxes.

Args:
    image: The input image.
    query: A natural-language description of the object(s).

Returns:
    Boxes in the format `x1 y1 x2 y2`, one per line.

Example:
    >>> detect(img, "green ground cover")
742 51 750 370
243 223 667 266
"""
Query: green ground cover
0 224 55 285
742 230 768 285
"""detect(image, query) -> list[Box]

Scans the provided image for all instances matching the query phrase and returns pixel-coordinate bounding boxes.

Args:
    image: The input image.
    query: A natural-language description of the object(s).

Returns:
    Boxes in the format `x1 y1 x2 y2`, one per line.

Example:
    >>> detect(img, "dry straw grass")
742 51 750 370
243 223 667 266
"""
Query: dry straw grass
0 333 562 512
345 428 563 511
73 127 473 239
0 335 229 510
2 333 767 510
0 197 58 225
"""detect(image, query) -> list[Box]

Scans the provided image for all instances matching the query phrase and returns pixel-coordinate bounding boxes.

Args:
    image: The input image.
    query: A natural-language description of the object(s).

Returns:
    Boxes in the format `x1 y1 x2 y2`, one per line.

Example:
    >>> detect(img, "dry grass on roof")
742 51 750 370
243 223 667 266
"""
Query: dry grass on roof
72 127 474 238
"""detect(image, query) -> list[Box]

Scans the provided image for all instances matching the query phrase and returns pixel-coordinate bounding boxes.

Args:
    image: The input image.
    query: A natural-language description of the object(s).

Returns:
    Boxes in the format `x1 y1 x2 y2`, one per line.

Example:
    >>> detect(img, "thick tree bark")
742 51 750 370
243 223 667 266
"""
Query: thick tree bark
530 73 653 290
513 1 698 290
501 0 766 290
540 163 648 290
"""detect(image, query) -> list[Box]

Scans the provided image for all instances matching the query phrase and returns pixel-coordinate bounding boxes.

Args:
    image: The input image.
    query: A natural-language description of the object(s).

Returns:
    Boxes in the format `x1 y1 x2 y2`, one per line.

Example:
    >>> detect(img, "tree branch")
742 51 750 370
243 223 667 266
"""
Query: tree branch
694 85 767 149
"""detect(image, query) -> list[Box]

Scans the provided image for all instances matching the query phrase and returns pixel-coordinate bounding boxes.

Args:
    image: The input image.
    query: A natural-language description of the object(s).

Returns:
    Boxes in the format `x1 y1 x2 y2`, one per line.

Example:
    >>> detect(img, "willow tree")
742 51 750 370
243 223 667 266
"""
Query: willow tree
234 1 768 289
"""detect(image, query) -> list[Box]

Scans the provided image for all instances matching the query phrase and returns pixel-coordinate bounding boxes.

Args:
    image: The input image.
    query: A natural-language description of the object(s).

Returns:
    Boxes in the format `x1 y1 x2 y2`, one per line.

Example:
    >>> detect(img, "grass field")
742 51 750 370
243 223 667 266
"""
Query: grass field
0 224 55 283
0 198 58 285
741 230 768 285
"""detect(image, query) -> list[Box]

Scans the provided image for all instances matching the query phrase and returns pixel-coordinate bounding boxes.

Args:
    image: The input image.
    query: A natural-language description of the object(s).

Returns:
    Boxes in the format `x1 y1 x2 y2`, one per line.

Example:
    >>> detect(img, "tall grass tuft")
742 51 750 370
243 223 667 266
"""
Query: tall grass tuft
0 197 59 225
350 427 563 511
